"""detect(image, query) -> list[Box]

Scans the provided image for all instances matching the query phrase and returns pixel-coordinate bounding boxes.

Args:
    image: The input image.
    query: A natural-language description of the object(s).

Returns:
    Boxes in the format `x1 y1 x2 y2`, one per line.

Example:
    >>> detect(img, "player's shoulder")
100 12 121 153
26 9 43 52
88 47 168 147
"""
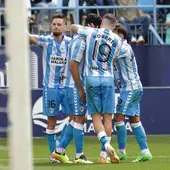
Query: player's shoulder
119 40 131 56
37 34 54 46
114 33 122 42
122 40 131 49
71 34 86 45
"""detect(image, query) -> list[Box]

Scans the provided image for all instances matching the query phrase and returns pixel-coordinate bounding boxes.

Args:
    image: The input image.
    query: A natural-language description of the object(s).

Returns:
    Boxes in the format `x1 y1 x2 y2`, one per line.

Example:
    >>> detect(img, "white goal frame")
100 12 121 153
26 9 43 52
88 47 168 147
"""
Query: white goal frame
6 0 33 169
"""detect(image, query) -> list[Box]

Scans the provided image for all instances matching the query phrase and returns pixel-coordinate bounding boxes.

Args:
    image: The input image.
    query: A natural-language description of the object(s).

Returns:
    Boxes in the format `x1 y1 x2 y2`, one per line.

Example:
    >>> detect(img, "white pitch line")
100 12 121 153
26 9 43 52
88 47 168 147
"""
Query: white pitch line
0 155 170 161
0 146 8 151
0 164 8 170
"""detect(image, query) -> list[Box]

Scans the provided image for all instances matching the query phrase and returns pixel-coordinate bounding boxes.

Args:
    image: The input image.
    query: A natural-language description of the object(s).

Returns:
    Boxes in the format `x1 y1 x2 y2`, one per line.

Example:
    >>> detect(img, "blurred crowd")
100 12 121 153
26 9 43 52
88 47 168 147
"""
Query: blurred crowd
0 0 170 45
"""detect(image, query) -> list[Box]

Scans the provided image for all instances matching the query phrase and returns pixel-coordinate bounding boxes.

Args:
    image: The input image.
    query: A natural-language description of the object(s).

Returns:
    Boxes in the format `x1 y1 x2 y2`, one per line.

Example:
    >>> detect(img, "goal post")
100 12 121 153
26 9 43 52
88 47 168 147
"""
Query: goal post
6 0 33 169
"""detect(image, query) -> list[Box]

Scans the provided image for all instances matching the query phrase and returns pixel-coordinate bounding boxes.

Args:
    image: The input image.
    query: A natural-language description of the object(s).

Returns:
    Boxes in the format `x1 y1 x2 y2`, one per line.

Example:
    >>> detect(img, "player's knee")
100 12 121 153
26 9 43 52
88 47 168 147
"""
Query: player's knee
129 116 140 123
74 115 86 124
114 121 125 128
47 116 56 130
114 113 125 122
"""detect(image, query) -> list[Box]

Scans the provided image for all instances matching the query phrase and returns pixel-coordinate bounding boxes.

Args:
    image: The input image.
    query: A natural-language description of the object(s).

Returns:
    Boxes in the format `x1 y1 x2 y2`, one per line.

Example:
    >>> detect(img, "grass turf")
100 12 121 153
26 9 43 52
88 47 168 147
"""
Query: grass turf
0 135 170 170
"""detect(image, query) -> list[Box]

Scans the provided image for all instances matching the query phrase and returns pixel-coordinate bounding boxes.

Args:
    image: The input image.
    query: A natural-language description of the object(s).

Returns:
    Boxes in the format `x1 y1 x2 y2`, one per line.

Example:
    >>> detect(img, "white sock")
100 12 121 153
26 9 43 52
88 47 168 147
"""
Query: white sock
76 152 84 159
100 151 107 159
56 147 65 154
141 148 150 154
108 136 111 143
118 149 126 154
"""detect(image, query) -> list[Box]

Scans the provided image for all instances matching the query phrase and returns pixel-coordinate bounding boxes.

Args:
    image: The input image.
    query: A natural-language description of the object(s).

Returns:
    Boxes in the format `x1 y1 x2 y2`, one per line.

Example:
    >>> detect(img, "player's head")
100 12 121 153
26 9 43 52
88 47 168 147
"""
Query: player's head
101 14 117 30
85 13 102 28
51 13 66 36
113 23 127 39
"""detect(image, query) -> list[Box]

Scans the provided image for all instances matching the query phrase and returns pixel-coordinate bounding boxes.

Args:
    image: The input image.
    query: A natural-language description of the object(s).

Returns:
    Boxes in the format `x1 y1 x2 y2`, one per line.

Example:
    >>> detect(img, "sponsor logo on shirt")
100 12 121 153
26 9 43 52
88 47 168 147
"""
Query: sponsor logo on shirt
50 55 66 66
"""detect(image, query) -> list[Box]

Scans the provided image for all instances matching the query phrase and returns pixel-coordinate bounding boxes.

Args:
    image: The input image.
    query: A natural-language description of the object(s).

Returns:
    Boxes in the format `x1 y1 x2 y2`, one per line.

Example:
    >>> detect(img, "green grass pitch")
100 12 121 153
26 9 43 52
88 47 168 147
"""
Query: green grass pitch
0 135 170 170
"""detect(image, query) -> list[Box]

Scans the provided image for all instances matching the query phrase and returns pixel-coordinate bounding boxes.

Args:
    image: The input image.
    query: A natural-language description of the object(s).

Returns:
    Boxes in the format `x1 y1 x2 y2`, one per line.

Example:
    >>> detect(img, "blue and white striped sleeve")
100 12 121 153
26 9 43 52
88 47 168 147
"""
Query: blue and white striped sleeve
71 38 86 63
78 26 93 37
37 35 49 47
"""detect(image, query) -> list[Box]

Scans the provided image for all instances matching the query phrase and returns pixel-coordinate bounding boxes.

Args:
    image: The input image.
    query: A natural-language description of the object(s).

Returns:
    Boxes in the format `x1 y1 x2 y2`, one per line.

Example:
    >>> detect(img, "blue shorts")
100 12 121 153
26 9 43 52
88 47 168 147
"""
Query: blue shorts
86 76 115 115
71 87 87 116
43 86 74 116
116 89 143 116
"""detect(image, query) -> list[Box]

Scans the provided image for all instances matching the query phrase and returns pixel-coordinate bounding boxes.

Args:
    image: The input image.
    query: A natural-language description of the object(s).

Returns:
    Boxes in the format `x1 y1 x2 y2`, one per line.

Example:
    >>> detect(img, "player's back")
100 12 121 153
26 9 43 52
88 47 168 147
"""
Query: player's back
38 34 71 88
114 40 142 91
78 27 122 77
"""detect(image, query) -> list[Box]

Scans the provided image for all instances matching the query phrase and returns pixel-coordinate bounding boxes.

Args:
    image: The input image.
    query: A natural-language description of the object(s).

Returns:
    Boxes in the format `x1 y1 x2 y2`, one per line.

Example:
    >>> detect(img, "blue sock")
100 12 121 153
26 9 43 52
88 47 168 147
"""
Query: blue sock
131 122 148 150
101 136 111 151
46 129 56 154
100 136 111 158
115 121 127 150
98 131 109 148
58 121 73 149
101 144 106 152
58 122 68 144
73 121 84 154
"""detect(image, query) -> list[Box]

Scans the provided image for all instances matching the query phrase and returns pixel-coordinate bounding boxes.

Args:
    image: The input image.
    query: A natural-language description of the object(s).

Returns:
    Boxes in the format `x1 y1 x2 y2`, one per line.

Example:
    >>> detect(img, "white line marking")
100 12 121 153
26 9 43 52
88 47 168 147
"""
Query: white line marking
0 155 170 161
0 146 8 151
0 164 8 170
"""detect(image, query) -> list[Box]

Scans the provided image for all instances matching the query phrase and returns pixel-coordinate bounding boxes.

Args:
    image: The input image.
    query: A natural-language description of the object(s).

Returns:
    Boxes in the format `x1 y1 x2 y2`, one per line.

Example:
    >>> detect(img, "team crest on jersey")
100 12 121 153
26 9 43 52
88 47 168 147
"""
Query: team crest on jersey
80 106 85 112
49 108 54 113
61 47 65 53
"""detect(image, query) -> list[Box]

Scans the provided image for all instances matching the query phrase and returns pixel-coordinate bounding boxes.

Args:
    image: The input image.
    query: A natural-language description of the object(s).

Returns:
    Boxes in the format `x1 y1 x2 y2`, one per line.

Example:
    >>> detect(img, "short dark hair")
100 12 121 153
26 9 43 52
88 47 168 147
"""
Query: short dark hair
85 13 102 27
103 14 117 25
52 13 66 23
113 23 127 37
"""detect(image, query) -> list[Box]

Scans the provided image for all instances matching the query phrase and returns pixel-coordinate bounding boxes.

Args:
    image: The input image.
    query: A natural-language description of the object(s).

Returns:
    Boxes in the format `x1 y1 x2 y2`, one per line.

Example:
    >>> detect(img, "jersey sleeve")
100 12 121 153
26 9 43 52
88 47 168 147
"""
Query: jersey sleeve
78 26 93 37
37 35 49 47
71 38 86 63
113 38 123 60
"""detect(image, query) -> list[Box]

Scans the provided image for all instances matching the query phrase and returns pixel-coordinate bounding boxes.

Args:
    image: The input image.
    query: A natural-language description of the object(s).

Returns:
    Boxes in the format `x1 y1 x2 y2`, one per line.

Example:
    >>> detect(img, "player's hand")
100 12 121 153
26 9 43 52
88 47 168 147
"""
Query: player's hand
79 89 86 104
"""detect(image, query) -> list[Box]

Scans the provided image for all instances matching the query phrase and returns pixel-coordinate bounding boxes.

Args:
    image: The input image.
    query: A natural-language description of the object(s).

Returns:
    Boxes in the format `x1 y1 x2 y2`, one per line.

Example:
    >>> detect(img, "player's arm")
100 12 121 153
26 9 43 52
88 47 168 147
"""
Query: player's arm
70 60 84 92
112 39 123 64
69 24 79 33
29 34 39 45
70 60 86 103
29 34 48 47
70 38 86 103
68 24 92 37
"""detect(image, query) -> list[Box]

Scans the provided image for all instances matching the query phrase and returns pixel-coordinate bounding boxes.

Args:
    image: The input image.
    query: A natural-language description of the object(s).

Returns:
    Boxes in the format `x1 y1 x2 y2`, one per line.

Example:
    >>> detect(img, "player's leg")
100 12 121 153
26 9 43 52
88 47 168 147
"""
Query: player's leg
129 89 152 162
57 114 73 146
99 114 112 164
100 78 119 163
86 76 119 163
73 115 93 164
114 113 127 160
57 121 69 146
43 87 59 162
72 87 93 164
113 90 133 160
86 77 110 153
52 88 74 163
129 115 152 162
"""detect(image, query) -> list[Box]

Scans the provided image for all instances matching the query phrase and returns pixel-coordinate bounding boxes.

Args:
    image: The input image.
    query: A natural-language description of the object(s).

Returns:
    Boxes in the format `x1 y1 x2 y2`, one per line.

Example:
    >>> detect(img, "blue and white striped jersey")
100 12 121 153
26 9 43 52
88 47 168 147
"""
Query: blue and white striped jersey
38 34 71 88
78 26 122 77
114 40 143 91
61 34 86 87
